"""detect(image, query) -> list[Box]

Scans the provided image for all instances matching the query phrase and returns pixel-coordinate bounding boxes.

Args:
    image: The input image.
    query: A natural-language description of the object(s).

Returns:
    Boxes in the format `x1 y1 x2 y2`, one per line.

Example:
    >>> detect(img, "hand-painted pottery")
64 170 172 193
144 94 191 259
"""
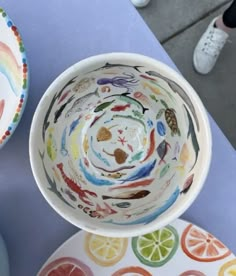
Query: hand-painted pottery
0 7 29 148
38 219 235 276
29 53 211 237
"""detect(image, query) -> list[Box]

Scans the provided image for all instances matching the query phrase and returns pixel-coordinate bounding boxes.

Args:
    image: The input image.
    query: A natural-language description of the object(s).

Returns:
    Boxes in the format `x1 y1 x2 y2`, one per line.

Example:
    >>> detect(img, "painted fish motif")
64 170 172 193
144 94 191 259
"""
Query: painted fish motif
57 162 97 206
103 148 128 164
104 188 179 225
142 81 162 95
46 128 57 161
132 110 143 119
69 117 80 135
91 137 110 166
65 88 99 117
52 166 61 182
96 127 112 142
113 114 147 133
111 103 131 112
141 129 155 163
105 92 149 114
63 188 77 202
156 140 171 165
54 95 74 123
112 202 131 208
92 62 143 72
180 143 190 165
0 99 5 119
42 76 77 141
101 172 126 179
95 203 117 217
149 94 158 103
60 127 68 156
109 178 154 191
72 77 95 93
83 135 89 154
157 121 166 136
69 120 85 160
128 151 144 163
165 108 180 136
127 144 133 152
160 163 170 178
173 141 180 160
102 190 150 200
91 161 135 173
79 159 113 186
133 91 150 105
120 159 156 183
184 105 200 171
181 173 194 194
94 100 115 112
146 70 200 131
58 90 70 104
38 151 74 208
140 74 157 81
90 112 106 128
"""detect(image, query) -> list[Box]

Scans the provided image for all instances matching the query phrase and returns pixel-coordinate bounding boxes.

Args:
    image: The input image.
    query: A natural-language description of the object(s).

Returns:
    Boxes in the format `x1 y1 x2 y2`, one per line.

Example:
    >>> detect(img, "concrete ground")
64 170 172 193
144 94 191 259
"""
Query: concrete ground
138 0 236 148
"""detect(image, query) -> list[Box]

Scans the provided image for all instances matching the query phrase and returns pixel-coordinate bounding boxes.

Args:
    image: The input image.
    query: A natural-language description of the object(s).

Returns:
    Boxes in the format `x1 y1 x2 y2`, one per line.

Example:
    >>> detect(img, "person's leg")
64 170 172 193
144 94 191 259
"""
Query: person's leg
193 0 235 74
222 0 236 28
131 0 150 8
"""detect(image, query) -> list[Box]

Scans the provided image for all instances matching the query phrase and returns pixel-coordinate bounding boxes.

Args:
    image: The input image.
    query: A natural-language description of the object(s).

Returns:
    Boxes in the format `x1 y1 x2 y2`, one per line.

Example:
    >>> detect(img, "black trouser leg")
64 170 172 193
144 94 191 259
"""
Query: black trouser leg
223 0 236 28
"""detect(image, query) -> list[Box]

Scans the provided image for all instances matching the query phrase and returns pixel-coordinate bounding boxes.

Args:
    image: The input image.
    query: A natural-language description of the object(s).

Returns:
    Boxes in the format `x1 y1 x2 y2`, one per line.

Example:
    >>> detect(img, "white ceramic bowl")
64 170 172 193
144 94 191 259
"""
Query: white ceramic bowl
0 8 29 148
29 53 211 237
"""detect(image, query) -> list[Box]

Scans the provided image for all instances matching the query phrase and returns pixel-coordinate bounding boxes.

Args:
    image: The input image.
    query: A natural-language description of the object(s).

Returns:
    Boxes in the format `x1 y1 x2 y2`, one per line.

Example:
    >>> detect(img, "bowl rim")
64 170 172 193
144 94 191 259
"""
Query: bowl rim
0 7 29 149
29 52 212 237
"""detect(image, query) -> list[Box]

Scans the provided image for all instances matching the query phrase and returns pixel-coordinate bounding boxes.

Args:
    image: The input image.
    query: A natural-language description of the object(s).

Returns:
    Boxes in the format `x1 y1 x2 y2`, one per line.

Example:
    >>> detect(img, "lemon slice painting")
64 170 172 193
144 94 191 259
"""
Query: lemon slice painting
84 233 128 267
132 225 179 267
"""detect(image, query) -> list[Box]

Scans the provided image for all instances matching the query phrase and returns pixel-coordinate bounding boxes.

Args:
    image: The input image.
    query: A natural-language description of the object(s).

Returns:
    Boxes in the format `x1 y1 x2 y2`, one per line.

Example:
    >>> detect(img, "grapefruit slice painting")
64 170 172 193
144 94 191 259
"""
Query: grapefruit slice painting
38 257 94 276
181 224 231 262
112 266 152 276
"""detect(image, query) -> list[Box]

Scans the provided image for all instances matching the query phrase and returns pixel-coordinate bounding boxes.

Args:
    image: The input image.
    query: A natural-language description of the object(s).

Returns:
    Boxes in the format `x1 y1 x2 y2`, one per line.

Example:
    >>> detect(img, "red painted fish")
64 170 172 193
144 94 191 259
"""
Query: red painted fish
141 129 155 163
89 111 106 128
0 99 5 119
140 74 157 81
57 163 97 206
109 178 154 191
181 173 194 194
111 103 130 112
58 90 70 104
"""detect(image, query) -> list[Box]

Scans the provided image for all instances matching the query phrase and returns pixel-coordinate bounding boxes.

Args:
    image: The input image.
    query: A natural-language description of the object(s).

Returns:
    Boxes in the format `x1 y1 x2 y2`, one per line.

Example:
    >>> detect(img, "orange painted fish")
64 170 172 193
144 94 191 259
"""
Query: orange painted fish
109 178 154 191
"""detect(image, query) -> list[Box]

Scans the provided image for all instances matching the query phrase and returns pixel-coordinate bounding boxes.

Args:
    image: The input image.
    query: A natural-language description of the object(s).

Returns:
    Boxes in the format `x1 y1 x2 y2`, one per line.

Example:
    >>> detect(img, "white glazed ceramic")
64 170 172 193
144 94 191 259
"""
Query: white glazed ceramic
38 219 235 276
29 53 211 237
0 7 29 148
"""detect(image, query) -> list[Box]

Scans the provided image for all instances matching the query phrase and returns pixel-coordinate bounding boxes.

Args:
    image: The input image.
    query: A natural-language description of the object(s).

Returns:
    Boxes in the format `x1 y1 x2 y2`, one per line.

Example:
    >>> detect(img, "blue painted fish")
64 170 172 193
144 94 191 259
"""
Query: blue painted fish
60 127 68 156
65 88 99 117
112 202 131 208
104 187 179 225
157 121 166 136
69 118 80 136
79 159 113 186
156 140 171 165
120 160 156 183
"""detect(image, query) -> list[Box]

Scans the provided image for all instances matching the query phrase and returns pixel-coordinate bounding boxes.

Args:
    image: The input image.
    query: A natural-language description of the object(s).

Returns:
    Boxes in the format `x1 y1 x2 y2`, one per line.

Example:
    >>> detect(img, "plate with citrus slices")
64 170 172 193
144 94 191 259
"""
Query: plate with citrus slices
38 219 235 275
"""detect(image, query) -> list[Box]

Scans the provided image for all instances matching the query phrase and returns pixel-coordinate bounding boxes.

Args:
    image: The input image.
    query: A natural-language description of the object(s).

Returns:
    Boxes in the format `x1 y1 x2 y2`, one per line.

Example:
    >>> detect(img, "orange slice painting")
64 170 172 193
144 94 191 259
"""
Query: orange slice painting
181 224 231 262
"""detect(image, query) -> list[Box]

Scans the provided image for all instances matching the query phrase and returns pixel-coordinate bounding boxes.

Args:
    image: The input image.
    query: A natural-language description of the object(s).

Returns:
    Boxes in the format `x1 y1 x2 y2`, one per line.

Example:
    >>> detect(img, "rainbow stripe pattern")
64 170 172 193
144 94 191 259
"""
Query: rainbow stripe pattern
0 7 29 147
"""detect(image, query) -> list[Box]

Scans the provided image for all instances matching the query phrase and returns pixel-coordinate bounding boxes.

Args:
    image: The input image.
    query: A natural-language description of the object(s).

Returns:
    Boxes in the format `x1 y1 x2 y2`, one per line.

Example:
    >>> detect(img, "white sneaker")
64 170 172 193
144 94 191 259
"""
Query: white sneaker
193 18 229 74
131 0 150 8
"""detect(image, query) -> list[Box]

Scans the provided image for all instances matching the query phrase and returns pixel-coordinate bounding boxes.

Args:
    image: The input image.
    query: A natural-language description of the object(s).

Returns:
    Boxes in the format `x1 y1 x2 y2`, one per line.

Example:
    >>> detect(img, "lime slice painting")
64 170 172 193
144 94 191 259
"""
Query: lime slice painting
132 225 179 267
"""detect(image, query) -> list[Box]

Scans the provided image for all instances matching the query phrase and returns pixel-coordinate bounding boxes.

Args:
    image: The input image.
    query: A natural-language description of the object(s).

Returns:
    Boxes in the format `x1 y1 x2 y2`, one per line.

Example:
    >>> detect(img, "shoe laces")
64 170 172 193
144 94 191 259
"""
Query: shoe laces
202 29 226 57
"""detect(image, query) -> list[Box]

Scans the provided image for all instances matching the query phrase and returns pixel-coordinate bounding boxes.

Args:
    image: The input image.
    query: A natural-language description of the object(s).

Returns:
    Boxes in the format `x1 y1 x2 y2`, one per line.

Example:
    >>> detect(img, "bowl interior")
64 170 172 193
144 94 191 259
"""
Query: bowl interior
30 54 211 236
